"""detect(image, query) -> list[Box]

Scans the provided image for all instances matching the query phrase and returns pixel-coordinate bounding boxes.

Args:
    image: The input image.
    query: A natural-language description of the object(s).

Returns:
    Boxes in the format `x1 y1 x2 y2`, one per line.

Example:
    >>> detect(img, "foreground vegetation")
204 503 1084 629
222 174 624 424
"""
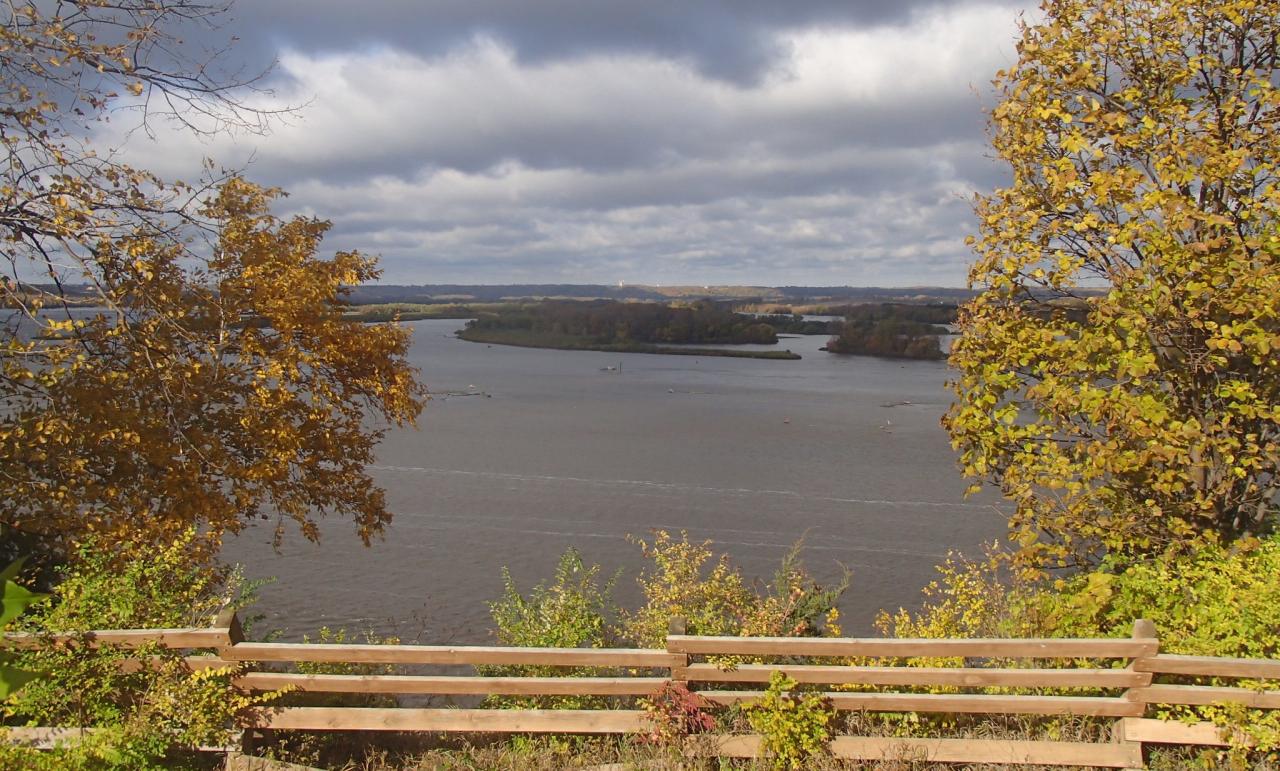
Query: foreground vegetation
6 530 1280 768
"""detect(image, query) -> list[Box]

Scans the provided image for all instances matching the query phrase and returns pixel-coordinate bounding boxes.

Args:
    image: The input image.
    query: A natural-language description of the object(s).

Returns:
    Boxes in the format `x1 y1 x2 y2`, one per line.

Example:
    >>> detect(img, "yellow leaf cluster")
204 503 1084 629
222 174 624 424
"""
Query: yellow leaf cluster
1 178 426 552
947 0 1280 572
1 5 422 553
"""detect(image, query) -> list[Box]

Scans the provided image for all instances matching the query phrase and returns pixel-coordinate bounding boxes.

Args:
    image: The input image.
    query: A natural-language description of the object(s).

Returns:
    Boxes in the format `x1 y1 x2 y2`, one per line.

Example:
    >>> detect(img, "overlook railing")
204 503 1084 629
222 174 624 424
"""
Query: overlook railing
4 611 1278 768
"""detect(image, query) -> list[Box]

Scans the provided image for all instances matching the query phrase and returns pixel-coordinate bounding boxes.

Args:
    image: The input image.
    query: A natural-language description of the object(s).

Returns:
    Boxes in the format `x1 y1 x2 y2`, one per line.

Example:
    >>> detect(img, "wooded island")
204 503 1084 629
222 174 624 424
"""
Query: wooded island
450 299 957 361
457 300 801 359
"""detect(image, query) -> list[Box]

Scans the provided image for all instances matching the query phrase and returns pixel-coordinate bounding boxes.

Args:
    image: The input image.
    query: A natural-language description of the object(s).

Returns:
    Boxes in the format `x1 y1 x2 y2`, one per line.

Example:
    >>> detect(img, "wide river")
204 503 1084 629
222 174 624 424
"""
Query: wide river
222 319 1008 641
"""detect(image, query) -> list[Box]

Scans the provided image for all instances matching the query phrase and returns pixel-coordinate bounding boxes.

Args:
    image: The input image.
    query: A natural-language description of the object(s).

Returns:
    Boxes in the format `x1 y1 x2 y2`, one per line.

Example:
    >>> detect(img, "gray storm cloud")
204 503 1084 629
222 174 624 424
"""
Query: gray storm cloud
95 1 1031 285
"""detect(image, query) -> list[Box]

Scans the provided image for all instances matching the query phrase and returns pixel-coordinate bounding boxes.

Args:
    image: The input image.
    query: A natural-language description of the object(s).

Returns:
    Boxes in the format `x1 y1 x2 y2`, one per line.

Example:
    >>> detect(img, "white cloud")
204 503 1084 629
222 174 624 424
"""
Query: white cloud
94 2 1028 285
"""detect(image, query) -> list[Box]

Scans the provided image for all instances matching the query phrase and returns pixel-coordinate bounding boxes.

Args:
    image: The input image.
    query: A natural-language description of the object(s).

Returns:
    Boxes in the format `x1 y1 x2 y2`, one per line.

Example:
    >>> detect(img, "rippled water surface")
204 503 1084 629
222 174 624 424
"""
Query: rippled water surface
222 319 1006 641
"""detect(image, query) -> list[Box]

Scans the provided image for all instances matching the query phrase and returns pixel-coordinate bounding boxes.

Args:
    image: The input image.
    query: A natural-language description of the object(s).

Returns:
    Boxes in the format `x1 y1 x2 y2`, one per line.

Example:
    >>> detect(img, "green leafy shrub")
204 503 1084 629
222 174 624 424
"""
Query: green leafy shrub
620 530 847 649
1029 538 1280 758
1028 539 1280 658
875 546 1022 642
0 530 279 770
880 537 1280 758
746 671 835 769
483 548 619 709
0 558 46 698
489 548 617 651
620 531 754 648
747 543 850 639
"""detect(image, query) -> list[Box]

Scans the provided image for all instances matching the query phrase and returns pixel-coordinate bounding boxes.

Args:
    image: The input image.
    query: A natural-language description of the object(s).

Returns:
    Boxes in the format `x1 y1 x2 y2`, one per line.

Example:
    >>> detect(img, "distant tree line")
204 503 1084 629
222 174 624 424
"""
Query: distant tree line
825 319 947 360
346 284 670 304
464 300 778 345
830 303 958 324
774 286 978 303
749 303 954 360
753 314 840 335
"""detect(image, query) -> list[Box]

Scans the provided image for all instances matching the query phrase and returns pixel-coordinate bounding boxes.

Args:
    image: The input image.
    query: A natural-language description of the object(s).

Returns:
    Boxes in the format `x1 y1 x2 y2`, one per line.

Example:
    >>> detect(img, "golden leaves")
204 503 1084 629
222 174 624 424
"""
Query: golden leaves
0 178 425 554
948 0 1280 573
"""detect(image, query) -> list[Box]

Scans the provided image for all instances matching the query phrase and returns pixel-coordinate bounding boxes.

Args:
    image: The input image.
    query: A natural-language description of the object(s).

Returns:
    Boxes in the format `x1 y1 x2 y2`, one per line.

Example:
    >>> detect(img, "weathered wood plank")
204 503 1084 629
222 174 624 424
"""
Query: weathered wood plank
676 663 1145 688
666 635 1156 658
236 673 668 696
697 691 1144 716
703 735 1142 767
1134 654 1280 679
1 628 231 650
1120 718 1249 747
117 655 235 673
221 642 682 668
1134 684 1280 708
255 707 645 733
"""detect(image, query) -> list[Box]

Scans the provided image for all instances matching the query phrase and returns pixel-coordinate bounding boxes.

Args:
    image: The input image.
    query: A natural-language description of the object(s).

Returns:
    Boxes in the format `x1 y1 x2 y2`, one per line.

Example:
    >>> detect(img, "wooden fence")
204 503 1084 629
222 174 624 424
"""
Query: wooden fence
5 612 1279 768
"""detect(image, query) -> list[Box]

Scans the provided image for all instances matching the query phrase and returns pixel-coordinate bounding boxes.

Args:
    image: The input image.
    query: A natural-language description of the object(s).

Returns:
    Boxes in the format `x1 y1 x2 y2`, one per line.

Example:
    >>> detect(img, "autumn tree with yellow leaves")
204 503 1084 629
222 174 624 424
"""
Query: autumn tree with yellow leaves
1 2 425 554
946 0 1280 573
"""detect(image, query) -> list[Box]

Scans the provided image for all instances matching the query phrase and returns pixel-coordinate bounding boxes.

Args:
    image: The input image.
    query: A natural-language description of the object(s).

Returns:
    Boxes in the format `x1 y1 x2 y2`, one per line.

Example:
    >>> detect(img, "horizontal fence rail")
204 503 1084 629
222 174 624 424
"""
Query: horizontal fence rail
675 662 1150 688
697 691 1146 716
1134 654 1280 678
260 707 647 733
219 641 683 668
1 627 236 649
666 634 1159 659
5 613 1279 769
235 673 669 696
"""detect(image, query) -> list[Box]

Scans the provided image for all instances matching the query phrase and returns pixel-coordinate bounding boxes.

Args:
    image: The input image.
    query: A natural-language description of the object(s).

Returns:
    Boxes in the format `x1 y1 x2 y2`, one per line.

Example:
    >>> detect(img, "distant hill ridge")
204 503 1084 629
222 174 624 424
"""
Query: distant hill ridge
343 284 978 305
11 283 1107 308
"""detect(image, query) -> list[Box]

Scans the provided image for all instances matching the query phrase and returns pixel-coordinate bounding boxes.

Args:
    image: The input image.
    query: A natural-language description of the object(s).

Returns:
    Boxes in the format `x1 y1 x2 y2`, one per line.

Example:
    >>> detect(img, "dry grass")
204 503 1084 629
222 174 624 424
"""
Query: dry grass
244 713 1240 771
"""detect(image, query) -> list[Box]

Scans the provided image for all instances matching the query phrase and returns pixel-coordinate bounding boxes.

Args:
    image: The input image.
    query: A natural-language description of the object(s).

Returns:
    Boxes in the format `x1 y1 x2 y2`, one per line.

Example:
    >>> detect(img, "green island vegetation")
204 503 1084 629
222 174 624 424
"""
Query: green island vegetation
751 314 839 335
825 303 958 325
2 0 1280 768
770 304 955 360
823 318 948 360
457 300 801 359
812 303 956 360
740 303 957 360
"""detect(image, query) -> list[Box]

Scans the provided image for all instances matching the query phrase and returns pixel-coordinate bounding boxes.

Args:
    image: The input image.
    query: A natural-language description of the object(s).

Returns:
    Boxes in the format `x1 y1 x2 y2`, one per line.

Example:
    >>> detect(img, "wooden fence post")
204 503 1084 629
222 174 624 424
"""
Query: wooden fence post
213 607 256 757
1126 618 1158 698
213 607 245 649
1118 618 1158 770
667 616 689 683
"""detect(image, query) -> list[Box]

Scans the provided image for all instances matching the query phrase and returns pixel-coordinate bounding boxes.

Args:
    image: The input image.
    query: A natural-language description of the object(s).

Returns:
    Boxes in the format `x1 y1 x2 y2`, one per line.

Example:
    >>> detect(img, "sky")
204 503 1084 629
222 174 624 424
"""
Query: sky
100 1 1036 287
